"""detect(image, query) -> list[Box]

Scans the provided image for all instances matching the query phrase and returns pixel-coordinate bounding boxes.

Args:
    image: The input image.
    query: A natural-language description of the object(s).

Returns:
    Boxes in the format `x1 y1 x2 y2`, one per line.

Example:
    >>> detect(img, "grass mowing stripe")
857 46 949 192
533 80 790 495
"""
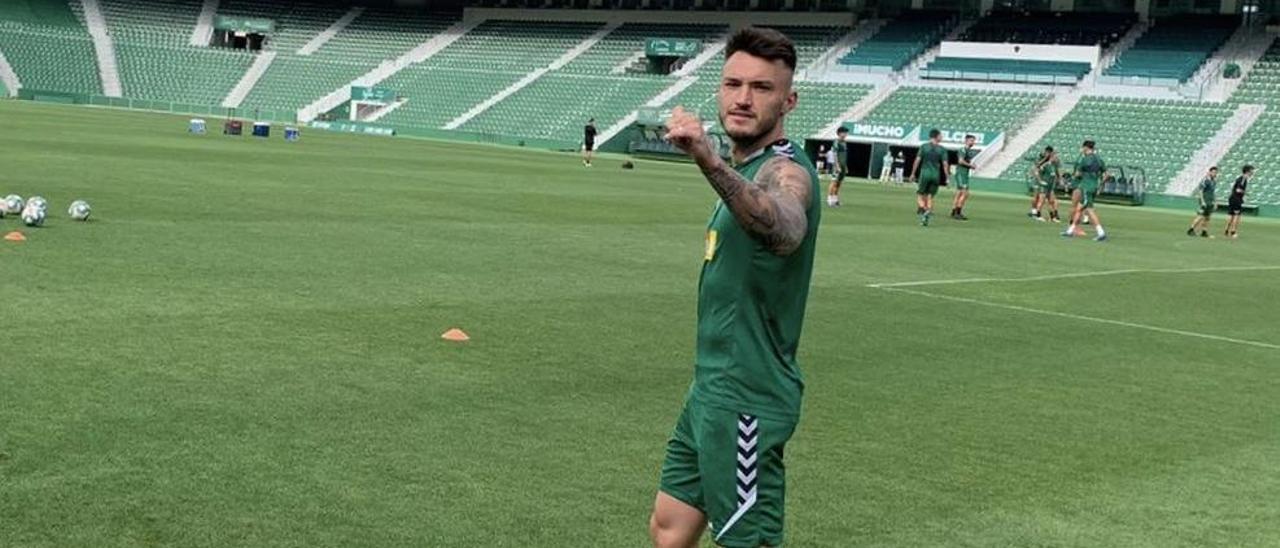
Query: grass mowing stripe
877 286 1280 351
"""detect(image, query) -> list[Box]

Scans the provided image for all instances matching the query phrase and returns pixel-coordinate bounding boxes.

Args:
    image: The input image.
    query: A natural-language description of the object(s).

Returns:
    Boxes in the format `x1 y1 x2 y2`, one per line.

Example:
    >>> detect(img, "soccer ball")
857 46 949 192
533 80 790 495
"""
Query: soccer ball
68 200 91 221
26 196 47 212
21 205 46 227
2 194 21 214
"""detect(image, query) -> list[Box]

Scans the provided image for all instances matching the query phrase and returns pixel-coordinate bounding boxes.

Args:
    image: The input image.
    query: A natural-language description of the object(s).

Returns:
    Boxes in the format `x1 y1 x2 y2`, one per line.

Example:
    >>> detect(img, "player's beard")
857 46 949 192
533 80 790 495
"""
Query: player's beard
720 106 782 151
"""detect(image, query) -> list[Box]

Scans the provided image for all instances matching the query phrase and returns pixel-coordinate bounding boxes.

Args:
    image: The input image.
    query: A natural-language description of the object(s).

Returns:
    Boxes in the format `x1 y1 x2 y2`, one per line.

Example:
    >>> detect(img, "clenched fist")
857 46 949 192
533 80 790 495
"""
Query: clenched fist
664 106 716 165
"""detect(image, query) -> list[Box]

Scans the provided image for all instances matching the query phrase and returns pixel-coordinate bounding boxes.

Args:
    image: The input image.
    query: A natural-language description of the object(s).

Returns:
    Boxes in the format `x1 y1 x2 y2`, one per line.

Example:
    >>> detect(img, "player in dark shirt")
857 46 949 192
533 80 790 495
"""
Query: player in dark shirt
1225 165 1253 239
583 118 598 167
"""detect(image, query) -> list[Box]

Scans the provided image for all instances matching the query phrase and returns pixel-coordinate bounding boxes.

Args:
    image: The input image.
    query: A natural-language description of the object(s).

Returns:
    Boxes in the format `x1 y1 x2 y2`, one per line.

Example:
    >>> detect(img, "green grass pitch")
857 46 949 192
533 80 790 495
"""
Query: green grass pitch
2 100 1279 547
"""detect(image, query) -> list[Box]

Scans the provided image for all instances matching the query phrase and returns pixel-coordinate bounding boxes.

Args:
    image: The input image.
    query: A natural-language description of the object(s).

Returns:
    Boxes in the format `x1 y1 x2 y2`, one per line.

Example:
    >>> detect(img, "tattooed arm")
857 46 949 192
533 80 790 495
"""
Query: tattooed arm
696 155 811 256
664 106 810 256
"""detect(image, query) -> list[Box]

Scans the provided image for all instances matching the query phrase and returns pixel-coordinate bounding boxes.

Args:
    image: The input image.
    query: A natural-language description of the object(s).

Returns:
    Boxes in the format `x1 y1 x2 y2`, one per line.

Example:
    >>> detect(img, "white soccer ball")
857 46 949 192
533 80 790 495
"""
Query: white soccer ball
2 194 20 214
21 205 46 227
27 196 47 212
68 200 91 221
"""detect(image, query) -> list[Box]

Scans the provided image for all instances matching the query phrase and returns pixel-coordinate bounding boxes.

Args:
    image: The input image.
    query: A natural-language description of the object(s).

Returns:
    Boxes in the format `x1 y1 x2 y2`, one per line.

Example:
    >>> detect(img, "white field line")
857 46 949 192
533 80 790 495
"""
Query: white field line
866 265 1280 289
876 286 1280 351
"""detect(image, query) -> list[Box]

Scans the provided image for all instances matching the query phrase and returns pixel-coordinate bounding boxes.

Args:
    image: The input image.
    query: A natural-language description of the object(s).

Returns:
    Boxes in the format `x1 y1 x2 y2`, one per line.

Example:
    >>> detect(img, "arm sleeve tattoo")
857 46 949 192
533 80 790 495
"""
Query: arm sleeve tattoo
697 155 811 256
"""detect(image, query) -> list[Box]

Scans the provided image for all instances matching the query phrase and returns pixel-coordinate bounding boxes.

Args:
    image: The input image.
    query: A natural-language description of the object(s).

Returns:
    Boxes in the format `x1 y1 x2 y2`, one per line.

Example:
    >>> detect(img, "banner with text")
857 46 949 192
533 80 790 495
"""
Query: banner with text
214 15 275 33
646 38 701 57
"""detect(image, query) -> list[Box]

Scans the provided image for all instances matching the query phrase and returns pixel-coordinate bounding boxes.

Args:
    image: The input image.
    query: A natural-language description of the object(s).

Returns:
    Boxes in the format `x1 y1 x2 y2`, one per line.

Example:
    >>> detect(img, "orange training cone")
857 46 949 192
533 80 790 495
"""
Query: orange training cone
4 231 26 242
441 328 470 342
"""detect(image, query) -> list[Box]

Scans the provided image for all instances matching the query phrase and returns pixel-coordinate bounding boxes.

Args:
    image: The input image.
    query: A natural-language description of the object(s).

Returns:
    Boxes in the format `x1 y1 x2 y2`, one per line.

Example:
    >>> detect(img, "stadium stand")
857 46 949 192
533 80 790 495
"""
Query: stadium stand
958 11 1135 48
100 0 254 106
241 6 457 114
859 86 1049 136
556 22 724 75
0 0 101 95
921 57 1091 84
1219 39 1280 206
1011 96 1233 191
838 11 957 72
1103 15 1239 83
377 20 602 132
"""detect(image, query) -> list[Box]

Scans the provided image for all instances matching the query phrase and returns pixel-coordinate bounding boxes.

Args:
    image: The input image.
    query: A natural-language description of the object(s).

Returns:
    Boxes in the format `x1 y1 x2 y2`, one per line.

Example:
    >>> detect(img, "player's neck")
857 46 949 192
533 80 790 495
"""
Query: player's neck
730 128 786 164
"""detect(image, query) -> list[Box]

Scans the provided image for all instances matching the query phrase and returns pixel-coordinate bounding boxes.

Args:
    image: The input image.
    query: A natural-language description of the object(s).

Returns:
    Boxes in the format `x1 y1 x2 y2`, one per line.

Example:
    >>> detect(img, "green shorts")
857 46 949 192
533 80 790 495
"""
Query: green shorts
660 396 796 547
1199 204 1215 217
916 175 941 196
1077 185 1097 209
834 168 846 184
954 170 970 190
1039 183 1056 196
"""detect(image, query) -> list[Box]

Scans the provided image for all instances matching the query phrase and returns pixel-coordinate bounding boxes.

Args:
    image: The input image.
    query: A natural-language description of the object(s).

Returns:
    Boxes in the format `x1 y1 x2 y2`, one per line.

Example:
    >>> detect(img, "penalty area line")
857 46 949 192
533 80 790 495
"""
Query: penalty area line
876 286 1280 351
866 265 1280 289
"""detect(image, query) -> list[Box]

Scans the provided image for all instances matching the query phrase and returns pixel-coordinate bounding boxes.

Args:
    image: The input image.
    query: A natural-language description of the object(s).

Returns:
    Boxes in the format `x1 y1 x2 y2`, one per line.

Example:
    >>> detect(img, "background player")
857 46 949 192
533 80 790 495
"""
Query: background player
654 27 820 548
880 149 893 184
1029 147 1061 222
893 150 906 184
1225 165 1253 239
1063 140 1106 241
583 118 597 167
911 129 948 226
1187 166 1218 238
950 134 977 220
826 127 849 207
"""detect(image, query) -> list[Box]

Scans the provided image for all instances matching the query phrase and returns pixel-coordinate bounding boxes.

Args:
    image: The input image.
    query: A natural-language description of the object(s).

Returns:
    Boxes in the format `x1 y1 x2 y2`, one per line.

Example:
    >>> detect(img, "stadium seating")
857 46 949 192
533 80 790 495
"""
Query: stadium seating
0 0 100 95
958 11 1135 48
242 7 457 113
377 21 603 132
1228 38 1280 108
460 73 669 142
1104 15 1239 83
838 11 956 72
558 23 725 75
1217 112 1280 206
922 57 1090 84
768 25 845 67
859 86 1049 136
1011 96 1233 191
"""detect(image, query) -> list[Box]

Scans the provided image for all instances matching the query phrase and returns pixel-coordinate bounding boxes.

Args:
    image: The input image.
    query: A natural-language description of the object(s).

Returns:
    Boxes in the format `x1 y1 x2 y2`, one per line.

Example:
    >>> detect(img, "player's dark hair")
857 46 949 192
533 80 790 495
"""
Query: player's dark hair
1243 165 1255 174
1045 146 1054 153
725 27 797 71
1209 166 1218 171
1083 140 1096 149
965 134 975 140
836 126 848 134
929 129 941 139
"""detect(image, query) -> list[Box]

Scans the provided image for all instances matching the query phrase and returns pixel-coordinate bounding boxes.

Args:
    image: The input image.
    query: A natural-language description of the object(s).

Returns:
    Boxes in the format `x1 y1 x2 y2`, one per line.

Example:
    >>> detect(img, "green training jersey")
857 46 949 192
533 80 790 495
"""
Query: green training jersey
957 145 977 175
1199 177 1217 205
1076 153 1106 186
694 139 821 420
919 143 947 178
1038 160 1058 185
834 140 848 169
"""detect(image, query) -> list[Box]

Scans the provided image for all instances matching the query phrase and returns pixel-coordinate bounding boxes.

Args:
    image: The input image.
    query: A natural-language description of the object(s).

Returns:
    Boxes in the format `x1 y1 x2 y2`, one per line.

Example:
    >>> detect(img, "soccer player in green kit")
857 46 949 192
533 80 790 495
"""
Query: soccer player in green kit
949 134 977 220
654 27 821 548
1063 140 1107 241
1187 166 1218 238
826 126 849 207
911 129 949 226
1029 147 1061 223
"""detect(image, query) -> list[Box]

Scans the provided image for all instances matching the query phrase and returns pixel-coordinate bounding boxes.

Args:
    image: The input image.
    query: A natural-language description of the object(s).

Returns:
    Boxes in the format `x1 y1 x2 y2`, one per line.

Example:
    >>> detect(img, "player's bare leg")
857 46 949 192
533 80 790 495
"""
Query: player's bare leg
1086 207 1106 241
827 180 841 207
1063 190 1086 237
650 492 706 548
1029 192 1042 219
1046 193 1060 222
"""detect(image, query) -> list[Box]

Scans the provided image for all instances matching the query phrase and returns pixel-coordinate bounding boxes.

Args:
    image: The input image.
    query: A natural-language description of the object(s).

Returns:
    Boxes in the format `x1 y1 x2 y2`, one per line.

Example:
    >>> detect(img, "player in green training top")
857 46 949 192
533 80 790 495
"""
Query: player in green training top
949 134 977 220
826 126 849 207
1187 166 1218 238
1063 140 1107 241
1028 146 1061 223
911 129 949 226
654 27 821 548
